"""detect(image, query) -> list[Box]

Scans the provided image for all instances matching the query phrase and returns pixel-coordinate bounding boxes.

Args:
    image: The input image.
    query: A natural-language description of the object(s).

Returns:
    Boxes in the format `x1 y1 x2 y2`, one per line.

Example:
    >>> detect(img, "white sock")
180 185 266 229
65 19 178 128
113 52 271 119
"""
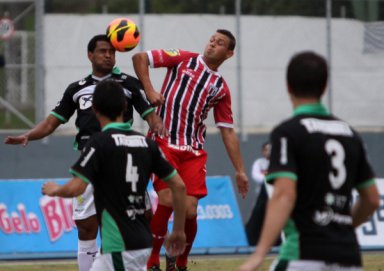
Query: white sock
77 239 98 271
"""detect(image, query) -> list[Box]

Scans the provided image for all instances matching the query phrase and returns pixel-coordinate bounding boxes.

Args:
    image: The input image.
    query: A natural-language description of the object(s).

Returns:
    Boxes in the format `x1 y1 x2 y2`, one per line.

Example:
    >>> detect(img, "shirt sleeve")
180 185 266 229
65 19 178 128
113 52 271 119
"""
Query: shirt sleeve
70 137 100 185
266 127 298 184
213 86 234 128
51 84 77 123
124 76 154 119
354 136 376 189
251 159 266 184
147 49 198 68
149 140 177 180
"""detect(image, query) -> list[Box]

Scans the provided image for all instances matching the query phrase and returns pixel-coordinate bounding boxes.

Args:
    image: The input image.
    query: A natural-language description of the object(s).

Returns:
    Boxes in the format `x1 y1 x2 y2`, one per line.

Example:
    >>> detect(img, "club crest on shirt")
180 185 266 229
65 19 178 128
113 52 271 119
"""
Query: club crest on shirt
164 49 180 57
79 94 93 110
208 84 220 96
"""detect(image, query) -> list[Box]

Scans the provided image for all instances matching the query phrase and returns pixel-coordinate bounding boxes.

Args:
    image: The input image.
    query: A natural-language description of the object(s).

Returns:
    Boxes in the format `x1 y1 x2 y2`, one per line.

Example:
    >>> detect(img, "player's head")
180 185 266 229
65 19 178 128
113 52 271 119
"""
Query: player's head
217 29 236 51
287 51 328 99
203 29 235 68
261 142 271 159
93 80 126 121
87 34 116 76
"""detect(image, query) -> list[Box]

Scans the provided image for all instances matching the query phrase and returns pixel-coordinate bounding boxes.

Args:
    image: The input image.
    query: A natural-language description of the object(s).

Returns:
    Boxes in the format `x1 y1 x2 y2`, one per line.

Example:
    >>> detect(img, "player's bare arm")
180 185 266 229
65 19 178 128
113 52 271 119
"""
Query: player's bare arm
352 183 380 228
42 177 88 198
144 111 169 137
164 173 187 257
219 126 249 198
4 115 62 146
132 52 165 106
238 177 296 271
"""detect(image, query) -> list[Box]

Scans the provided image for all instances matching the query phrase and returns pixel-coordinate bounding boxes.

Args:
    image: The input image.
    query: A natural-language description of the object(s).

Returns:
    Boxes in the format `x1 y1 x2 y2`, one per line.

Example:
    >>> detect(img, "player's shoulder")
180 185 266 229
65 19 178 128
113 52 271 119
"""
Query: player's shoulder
66 75 93 90
112 71 141 85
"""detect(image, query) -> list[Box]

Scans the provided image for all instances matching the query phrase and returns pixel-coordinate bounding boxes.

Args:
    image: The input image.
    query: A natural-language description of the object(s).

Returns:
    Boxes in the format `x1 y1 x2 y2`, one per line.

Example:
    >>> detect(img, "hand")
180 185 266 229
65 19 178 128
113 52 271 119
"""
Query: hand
4 135 29 146
42 181 60 196
164 230 186 257
146 112 169 138
236 172 249 199
147 90 165 106
237 254 264 271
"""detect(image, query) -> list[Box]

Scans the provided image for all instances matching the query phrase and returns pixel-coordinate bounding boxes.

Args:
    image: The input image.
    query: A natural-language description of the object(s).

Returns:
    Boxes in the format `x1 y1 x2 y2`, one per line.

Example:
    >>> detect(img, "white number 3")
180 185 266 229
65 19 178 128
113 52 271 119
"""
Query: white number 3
325 139 346 190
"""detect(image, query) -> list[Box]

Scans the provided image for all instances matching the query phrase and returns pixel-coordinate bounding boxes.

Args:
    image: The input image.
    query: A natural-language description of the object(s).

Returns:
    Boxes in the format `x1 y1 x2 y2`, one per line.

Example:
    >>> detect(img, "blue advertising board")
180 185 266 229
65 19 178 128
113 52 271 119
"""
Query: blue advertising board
0 176 248 259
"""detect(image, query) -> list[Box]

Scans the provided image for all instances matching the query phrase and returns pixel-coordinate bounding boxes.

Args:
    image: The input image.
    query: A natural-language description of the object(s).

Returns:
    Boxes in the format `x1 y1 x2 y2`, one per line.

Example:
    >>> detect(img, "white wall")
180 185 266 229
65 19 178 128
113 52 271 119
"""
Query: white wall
44 14 384 133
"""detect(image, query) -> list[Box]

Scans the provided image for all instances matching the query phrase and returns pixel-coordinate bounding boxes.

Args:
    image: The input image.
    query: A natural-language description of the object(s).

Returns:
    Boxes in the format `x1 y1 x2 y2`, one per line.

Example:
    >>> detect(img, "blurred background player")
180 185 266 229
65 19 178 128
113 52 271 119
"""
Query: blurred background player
132 29 249 271
245 142 271 246
4 34 165 271
42 80 186 271
238 51 380 271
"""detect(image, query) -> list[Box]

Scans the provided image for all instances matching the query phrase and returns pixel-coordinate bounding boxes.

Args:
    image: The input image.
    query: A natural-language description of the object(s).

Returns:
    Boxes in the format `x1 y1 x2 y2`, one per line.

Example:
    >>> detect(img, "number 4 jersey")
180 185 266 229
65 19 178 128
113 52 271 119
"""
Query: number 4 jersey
70 122 176 253
266 103 376 266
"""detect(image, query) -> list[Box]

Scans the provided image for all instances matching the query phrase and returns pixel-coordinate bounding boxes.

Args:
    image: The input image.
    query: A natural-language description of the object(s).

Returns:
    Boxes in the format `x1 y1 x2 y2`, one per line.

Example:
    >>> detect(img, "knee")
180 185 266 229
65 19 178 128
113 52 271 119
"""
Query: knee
157 189 173 207
75 216 98 240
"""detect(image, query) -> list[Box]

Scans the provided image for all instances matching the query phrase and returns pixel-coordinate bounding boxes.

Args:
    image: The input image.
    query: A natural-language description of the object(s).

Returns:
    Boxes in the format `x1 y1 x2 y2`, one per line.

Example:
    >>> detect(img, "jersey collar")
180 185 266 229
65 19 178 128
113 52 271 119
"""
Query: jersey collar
102 122 132 132
91 67 122 81
293 103 330 116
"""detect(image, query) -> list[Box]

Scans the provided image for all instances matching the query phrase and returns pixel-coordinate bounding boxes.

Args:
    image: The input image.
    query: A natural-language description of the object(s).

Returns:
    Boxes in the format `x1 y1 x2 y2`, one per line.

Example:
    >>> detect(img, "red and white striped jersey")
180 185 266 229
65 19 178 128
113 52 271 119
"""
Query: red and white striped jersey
147 49 234 149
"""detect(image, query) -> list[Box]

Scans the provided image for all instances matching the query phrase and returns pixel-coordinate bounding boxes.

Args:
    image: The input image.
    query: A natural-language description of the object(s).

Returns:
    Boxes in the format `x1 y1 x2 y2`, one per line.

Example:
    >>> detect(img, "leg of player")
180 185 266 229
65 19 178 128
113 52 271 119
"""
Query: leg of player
147 188 174 270
175 196 198 270
76 216 99 271
73 185 99 271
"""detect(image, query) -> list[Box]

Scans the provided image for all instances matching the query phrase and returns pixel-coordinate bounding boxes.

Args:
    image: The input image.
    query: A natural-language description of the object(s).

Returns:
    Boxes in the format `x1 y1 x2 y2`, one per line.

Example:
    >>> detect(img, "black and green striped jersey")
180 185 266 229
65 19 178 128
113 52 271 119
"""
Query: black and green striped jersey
70 122 176 253
266 103 375 266
51 67 154 150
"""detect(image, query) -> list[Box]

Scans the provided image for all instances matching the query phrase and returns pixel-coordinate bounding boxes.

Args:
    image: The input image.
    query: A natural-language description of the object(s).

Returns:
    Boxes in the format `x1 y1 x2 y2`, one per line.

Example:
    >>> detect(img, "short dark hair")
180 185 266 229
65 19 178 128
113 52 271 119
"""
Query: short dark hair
287 51 328 99
217 29 236 51
93 80 126 121
87 34 111 53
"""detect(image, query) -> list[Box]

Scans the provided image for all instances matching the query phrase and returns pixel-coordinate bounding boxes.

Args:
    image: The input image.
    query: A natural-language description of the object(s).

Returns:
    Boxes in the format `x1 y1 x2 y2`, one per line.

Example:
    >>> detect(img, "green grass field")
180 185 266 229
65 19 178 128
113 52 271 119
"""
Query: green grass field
0 253 383 271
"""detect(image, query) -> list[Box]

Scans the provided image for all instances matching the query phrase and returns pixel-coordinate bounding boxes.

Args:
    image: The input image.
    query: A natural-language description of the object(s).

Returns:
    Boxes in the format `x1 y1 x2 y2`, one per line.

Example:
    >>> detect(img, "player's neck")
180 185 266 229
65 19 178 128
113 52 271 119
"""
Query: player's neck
202 56 222 71
291 97 320 109
98 115 124 129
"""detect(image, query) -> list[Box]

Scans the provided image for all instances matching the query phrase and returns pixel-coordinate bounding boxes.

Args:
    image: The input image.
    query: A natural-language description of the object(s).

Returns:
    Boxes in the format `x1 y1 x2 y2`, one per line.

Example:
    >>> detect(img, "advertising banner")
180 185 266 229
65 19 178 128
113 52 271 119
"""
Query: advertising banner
0 176 247 259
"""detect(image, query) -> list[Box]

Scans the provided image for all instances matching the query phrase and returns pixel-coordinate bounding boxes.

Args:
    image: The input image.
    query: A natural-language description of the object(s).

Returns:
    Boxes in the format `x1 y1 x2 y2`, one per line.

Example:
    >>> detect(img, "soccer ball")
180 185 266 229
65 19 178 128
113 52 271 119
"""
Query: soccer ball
106 18 140 52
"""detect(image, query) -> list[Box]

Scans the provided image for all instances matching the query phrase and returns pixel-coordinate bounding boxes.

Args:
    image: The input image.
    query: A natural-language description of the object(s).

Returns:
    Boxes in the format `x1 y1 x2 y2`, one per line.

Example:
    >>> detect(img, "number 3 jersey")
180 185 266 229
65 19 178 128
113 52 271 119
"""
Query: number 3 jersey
70 122 176 253
266 103 376 266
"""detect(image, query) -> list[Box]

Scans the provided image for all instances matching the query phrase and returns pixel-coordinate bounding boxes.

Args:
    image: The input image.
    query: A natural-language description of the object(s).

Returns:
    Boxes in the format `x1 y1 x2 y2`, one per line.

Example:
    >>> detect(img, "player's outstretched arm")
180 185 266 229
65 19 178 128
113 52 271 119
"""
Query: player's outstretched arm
352 183 380 228
219 127 249 198
144 111 169 137
4 115 62 146
42 177 87 198
164 173 186 257
132 52 164 106
238 177 296 271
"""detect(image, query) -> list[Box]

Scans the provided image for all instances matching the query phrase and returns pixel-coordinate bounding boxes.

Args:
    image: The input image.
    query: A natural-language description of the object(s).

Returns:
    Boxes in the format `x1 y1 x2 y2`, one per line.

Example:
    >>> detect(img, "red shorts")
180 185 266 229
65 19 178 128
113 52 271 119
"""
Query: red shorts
153 138 208 199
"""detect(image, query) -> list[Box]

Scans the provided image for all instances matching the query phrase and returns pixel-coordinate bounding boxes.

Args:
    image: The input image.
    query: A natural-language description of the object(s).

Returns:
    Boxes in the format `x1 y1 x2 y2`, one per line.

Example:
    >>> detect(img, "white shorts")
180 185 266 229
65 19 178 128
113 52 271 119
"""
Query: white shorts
73 185 153 220
73 184 96 220
270 259 363 271
90 248 151 271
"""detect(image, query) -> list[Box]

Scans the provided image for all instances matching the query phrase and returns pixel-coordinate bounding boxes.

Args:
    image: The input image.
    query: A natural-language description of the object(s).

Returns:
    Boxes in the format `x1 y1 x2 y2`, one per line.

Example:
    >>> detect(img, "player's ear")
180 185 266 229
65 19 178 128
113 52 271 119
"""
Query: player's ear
225 50 234 59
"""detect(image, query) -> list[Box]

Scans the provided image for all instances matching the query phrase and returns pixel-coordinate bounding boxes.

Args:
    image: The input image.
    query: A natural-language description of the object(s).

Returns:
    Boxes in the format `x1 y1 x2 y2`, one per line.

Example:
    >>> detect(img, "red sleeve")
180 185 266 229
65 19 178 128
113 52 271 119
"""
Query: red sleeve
147 49 198 68
213 85 234 128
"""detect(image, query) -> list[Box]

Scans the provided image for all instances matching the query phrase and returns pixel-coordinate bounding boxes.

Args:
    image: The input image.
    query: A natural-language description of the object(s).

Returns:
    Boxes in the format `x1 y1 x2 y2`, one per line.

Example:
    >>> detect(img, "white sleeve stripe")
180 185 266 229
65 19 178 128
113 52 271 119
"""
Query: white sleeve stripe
216 122 234 128
147 51 155 68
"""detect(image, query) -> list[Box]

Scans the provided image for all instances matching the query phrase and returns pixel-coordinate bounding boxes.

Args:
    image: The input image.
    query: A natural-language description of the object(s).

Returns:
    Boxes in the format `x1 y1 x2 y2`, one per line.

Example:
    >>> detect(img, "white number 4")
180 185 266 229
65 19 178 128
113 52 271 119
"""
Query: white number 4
325 139 346 190
126 154 139 192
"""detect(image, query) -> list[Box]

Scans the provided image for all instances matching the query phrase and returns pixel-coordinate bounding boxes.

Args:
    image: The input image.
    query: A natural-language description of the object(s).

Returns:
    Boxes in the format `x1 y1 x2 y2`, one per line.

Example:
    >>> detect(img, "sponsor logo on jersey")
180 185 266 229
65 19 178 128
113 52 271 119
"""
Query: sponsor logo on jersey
79 79 87 85
79 95 93 110
164 48 180 57
313 207 352 226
